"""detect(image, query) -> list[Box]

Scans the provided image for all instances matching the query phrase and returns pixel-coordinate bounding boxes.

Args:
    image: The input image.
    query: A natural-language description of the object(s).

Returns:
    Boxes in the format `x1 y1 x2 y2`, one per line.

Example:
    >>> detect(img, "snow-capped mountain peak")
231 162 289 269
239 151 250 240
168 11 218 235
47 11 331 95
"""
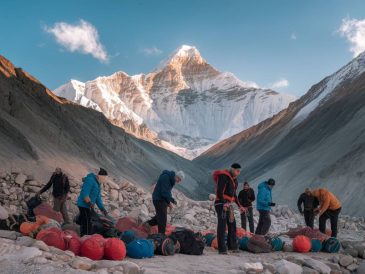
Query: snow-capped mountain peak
156 45 206 72
171 45 203 61
54 45 296 159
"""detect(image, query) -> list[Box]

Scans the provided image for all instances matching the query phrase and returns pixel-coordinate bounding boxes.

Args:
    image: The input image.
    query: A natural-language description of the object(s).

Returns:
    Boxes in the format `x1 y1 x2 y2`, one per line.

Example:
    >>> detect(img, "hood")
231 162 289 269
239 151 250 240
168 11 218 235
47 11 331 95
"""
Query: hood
258 181 270 191
162 170 176 186
85 173 99 184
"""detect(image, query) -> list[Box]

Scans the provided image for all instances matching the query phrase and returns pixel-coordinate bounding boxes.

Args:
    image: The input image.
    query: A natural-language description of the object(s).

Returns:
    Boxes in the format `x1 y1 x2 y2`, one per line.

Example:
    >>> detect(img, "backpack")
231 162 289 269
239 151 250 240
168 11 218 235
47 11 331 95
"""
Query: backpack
212 170 237 202
247 235 272 253
171 229 205 255
148 233 175 256
0 214 28 232
96 213 119 238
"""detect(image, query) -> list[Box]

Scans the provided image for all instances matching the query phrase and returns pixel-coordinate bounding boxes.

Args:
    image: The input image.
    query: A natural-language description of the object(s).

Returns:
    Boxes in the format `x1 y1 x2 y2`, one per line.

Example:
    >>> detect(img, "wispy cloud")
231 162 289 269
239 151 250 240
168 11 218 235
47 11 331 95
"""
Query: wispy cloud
270 79 289 89
338 17 365 57
44 19 109 63
142 47 163 56
290 33 297 40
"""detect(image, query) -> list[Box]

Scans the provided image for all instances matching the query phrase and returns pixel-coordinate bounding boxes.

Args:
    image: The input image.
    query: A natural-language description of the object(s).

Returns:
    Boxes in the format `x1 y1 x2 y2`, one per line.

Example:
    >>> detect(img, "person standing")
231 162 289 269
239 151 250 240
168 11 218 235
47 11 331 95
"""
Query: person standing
77 168 108 236
297 188 319 228
147 170 185 234
312 188 342 238
255 179 276 235
238 182 255 233
213 163 246 255
37 167 70 223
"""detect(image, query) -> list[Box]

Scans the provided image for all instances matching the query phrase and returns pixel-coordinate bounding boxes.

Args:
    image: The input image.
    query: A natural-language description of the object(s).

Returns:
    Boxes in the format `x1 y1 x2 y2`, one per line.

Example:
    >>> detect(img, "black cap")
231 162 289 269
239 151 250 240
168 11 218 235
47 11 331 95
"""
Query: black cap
267 178 275 186
98 168 108 176
231 163 241 169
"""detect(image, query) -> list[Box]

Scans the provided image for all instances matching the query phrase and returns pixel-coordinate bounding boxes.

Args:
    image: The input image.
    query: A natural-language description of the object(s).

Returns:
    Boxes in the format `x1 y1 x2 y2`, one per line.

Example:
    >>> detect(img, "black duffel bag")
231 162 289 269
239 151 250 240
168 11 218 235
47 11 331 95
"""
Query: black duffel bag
171 229 205 255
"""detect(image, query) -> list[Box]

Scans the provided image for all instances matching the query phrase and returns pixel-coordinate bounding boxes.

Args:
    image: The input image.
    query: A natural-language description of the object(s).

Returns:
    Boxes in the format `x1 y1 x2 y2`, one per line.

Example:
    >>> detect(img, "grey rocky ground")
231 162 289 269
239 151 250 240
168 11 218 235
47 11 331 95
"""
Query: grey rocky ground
1 171 364 273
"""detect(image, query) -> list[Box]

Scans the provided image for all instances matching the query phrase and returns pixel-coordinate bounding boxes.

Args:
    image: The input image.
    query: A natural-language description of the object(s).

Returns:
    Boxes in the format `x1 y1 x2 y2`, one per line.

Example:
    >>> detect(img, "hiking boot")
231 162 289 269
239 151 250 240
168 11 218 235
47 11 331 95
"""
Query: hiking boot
229 249 240 254
218 250 228 255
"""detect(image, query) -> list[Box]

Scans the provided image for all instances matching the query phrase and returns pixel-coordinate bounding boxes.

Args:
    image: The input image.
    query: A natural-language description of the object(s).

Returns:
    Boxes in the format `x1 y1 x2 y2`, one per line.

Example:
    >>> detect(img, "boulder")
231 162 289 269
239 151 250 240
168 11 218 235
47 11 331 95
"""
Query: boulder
354 243 365 258
346 263 358 272
302 266 319 274
15 173 27 187
26 180 42 187
70 258 94 271
107 180 120 190
32 240 50 252
0 242 42 261
94 260 123 269
119 261 143 274
25 186 41 193
339 255 354 267
242 262 264 273
325 262 341 271
357 261 365 274
262 263 276 273
118 192 124 203
274 259 303 274
303 258 331 274
110 189 119 201
183 213 196 225
0 205 9 220
344 247 358 257
32 256 48 264
0 230 21 240
15 236 36 247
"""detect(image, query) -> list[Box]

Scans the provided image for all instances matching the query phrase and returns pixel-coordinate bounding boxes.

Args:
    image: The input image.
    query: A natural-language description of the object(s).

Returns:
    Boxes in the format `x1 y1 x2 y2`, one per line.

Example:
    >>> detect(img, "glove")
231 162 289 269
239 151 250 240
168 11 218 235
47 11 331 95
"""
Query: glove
102 209 108 216
269 202 276 206
87 202 94 209
171 198 177 205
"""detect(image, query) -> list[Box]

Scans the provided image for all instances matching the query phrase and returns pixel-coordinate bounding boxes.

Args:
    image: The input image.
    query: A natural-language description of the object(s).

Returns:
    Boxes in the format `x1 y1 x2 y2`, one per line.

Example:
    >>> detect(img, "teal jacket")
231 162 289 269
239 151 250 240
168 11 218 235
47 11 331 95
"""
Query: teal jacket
256 181 272 211
77 173 105 211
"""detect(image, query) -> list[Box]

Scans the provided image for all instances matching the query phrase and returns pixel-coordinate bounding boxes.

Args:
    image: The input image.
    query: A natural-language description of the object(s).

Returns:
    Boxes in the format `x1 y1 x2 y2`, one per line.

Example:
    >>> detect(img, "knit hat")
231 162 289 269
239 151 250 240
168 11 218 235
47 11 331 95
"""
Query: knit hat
176 170 185 181
98 168 108 176
231 163 241 169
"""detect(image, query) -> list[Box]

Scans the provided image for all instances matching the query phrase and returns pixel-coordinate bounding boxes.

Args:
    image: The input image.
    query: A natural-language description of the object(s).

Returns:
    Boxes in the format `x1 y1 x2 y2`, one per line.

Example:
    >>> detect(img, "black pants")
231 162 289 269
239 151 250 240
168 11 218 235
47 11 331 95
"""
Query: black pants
304 210 315 228
215 203 237 252
148 200 168 234
78 206 92 237
319 207 341 238
240 207 254 233
255 210 271 235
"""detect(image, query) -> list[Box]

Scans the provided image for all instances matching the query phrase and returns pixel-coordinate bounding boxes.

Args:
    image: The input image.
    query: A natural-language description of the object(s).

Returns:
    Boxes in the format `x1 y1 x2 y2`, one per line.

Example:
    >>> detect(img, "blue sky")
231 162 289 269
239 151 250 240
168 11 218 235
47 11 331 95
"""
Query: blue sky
1 0 365 96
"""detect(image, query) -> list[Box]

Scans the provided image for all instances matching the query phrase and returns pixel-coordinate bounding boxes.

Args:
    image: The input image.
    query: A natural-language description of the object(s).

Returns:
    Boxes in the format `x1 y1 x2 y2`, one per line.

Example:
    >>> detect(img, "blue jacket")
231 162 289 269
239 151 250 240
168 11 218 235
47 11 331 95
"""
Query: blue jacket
77 173 105 211
152 170 176 204
256 181 272 211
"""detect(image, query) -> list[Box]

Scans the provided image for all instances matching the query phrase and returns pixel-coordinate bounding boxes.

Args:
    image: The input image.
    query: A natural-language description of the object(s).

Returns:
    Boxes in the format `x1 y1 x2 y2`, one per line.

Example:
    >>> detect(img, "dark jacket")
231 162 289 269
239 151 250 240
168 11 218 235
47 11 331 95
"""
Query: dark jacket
238 188 255 207
40 173 70 198
152 170 176 204
297 193 319 213
256 181 272 211
215 171 240 207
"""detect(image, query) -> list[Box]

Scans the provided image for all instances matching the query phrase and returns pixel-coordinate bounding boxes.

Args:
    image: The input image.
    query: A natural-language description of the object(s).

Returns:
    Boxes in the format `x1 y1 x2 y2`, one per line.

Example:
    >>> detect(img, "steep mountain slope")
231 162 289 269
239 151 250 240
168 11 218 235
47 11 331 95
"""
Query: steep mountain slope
55 45 296 159
195 52 365 216
0 55 210 199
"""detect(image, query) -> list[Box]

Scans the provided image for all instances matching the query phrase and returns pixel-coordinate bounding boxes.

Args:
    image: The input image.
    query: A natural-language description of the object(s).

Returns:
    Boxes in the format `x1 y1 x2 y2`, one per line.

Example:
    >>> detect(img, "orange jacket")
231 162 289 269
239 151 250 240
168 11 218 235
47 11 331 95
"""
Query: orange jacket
312 188 341 216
